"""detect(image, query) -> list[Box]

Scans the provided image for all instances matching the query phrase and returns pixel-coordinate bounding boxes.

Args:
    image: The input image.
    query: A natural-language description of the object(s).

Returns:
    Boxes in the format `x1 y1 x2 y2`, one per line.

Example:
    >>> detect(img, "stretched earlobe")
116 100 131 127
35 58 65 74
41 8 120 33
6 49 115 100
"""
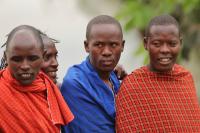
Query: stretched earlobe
143 37 148 50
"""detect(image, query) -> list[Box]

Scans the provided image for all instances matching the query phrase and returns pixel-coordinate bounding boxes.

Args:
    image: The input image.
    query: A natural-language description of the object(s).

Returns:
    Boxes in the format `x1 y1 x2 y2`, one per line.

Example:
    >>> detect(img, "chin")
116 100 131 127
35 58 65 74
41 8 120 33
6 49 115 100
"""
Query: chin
157 66 173 72
102 66 114 72
20 81 33 86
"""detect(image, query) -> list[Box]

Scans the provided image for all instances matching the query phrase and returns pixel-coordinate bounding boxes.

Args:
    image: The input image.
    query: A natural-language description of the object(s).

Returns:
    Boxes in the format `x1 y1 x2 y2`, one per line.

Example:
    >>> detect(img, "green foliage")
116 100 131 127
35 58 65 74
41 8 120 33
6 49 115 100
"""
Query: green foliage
116 0 200 63
116 0 176 31
134 42 149 64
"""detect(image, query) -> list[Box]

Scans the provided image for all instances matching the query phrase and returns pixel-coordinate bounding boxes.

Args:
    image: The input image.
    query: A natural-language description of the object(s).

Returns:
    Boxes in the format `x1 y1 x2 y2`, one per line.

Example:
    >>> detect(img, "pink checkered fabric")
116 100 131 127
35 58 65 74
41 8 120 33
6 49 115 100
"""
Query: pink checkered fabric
116 64 200 133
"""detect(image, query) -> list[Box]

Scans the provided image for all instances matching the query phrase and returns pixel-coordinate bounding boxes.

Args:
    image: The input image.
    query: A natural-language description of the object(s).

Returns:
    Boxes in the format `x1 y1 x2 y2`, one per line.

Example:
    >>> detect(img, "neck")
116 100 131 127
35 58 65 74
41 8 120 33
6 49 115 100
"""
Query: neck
147 64 173 73
97 71 113 89
98 71 110 80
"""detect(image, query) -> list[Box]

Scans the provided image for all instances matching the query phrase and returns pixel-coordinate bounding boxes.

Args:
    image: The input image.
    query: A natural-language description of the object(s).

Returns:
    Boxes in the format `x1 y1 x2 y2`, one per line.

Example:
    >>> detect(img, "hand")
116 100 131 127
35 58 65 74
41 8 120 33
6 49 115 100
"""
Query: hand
114 64 127 80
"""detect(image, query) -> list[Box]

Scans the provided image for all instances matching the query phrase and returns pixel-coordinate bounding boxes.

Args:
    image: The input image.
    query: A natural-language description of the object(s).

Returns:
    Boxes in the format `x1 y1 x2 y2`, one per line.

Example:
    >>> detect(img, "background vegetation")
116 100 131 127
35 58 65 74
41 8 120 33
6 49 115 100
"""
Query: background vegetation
116 0 200 63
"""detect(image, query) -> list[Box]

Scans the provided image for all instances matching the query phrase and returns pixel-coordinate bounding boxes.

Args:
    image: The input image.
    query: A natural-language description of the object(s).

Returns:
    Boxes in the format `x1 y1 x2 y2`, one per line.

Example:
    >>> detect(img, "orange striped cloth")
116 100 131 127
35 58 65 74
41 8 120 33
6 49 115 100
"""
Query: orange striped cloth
0 68 74 132
116 64 200 132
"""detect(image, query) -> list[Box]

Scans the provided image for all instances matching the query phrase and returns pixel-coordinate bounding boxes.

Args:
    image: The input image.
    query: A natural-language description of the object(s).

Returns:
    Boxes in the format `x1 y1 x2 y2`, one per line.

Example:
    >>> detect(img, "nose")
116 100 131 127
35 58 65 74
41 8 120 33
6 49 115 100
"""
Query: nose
20 60 30 71
102 46 112 57
160 43 170 53
51 57 58 68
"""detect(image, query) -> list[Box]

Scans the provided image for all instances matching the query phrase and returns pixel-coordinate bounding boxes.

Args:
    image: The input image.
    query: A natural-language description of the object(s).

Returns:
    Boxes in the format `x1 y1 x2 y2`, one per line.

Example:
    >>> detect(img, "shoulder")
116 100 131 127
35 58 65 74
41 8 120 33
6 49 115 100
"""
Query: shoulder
61 64 89 94
61 68 81 90
60 72 84 99
174 64 189 72
0 80 11 100
118 66 150 92
173 64 194 78
122 66 147 83
64 62 89 79
0 70 10 92
63 58 95 86
62 65 84 85
0 69 15 97
117 67 146 94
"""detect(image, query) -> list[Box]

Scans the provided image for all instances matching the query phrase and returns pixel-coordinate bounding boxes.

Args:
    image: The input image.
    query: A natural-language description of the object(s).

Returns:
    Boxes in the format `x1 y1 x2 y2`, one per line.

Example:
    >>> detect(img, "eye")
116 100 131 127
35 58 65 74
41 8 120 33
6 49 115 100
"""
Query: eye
169 41 178 47
28 56 40 61
94 42 103 48
152 41 161 47
11 56 23 62
44 54 51 61
110 42 118 48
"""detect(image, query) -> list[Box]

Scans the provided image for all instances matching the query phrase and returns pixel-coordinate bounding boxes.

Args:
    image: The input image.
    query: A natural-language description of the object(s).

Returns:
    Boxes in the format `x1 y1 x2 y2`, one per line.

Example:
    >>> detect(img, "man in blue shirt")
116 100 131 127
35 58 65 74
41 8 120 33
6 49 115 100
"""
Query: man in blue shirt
61 15 125 133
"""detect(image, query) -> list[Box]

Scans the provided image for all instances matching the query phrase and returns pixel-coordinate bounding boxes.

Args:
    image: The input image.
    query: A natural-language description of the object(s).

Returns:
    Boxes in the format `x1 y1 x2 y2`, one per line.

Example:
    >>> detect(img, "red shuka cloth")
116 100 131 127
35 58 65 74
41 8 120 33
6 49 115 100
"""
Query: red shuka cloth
0 68 74 132
116 64 200 132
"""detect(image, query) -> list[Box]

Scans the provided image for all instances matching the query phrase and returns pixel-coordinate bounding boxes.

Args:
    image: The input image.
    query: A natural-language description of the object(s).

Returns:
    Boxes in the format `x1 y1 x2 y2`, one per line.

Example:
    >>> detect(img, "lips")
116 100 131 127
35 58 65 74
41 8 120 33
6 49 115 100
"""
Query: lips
101 60 114 66
158 57 172 65
18 73 33 80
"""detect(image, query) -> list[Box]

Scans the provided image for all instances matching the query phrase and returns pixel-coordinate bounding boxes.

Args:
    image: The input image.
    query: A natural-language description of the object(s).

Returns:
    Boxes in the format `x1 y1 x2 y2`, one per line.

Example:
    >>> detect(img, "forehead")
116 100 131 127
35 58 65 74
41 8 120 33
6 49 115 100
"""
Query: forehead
7 30 42 53
149 24 179 37
89 24 122 39
44 44 57 55
43 38 56 50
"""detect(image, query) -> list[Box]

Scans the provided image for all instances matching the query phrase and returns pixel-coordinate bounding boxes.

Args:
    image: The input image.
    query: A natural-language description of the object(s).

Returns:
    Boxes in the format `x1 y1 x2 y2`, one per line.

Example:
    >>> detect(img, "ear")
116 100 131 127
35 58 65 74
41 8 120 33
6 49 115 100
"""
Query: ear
143 37 148 50
84 40 89 53
121 40 125 52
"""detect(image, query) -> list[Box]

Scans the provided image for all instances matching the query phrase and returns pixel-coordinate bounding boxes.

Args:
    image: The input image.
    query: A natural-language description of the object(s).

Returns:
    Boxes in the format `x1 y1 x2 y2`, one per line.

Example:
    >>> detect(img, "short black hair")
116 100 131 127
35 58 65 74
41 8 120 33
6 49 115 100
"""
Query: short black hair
86 15 123 40
5 25 44 51
40 33 60 45
145 14 180 37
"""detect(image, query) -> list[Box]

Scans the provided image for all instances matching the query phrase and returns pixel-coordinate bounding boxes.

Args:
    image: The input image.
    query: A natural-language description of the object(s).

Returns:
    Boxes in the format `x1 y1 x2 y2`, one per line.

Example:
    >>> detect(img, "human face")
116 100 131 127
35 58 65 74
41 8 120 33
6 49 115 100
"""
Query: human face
85 24 124 74
144 24 181 72
41 39 58 83
6 31 43 85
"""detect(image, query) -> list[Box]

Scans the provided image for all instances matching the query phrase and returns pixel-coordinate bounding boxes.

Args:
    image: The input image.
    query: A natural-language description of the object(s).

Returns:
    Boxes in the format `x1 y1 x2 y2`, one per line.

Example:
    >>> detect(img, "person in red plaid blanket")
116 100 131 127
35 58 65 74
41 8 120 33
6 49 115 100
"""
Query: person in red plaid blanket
0 25 73 132
116 14 200 132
